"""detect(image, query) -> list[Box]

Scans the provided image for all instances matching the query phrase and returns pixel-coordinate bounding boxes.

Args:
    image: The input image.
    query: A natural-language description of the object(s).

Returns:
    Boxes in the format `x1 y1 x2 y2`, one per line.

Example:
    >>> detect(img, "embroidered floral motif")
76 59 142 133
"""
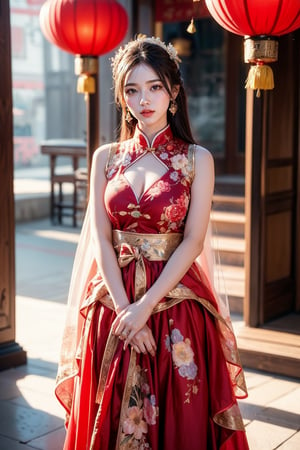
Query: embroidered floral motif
165 325 200 404
170 153 188 171
107 148 132 179
158 191 190 232
123 406 148 440
121 366 158 449
169 153 193 183
160 152 168 160
164 203 186 223
143 396 157 425
170 171 179 182
147 180 170 199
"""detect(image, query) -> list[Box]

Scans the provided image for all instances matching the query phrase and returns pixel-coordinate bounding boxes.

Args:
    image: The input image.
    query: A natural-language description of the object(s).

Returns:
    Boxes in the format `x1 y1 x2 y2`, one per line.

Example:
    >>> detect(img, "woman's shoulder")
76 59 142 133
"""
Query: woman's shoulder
93 138 134 158
192 143 213 158
192 144 214 167
91 142 120 178
93 142 116 160
189 144 214 181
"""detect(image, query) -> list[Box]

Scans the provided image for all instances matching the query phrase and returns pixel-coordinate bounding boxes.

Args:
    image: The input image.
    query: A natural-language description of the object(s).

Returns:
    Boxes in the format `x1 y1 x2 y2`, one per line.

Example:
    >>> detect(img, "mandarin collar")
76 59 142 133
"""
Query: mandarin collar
134 125 173 149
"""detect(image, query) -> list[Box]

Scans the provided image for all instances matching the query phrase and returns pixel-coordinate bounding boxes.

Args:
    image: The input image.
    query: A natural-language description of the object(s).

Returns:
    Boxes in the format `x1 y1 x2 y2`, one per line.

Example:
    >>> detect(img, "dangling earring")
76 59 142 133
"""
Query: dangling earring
169 99 178 116
125 107 133 123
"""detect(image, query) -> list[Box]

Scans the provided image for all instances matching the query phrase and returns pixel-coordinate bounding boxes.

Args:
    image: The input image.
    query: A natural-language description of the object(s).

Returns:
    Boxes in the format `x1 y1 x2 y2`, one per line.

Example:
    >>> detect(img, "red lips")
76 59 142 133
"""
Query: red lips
141 110 154 117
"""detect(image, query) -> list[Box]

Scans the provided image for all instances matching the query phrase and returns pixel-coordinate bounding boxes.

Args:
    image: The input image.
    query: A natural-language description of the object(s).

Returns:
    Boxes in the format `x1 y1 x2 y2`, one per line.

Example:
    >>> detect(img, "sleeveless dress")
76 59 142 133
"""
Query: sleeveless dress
56 125 249 450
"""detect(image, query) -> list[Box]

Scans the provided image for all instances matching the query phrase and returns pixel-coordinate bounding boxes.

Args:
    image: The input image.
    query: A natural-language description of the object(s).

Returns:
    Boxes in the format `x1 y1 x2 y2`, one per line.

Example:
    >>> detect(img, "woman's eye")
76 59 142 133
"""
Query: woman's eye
125 88 137 95
151 84 163 91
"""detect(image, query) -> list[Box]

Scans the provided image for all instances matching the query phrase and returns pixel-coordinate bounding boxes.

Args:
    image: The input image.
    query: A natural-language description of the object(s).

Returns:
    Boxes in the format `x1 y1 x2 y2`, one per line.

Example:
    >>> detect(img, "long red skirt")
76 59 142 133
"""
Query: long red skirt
61 261 249 450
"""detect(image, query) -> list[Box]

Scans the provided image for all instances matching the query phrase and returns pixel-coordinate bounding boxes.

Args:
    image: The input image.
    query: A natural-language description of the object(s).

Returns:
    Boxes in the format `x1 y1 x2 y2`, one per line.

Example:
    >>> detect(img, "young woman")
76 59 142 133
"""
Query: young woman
56 35 249 449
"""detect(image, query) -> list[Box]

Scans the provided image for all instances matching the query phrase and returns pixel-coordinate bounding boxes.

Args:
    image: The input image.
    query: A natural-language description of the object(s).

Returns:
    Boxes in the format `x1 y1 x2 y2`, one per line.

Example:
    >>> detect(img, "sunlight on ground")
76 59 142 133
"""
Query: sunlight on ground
32 228 80 243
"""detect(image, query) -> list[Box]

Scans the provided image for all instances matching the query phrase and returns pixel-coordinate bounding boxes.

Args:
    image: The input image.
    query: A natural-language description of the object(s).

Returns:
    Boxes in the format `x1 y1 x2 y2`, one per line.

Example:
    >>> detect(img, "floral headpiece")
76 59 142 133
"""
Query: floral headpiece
111 35 181 80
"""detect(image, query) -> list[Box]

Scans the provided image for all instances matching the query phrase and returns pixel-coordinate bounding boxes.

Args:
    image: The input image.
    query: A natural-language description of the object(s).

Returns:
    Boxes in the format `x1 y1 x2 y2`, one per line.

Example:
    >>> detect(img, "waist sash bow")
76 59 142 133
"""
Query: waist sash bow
112 230 183 300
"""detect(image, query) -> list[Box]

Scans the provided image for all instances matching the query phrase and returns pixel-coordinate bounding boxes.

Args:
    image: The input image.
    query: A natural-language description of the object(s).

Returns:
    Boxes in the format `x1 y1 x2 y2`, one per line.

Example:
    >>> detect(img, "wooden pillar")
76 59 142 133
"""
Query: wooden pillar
0 0 26 369
244 88 265 327
133 0 155 35
85 65 99 180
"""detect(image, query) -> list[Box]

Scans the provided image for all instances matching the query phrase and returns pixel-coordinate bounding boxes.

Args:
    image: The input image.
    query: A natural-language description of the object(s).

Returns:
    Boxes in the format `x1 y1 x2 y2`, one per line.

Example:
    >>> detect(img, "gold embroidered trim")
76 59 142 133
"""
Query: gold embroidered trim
115 348 137 448
90 278 226 330
166 284 228 325
95 329 119 404
214 403 245 431
188 143 195 183
105 142 118 178
91 330 120 448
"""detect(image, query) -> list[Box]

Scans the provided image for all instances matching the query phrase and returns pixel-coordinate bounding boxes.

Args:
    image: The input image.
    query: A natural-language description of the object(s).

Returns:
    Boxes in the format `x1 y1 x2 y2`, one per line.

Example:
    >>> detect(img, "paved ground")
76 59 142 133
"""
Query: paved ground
0 173 299 449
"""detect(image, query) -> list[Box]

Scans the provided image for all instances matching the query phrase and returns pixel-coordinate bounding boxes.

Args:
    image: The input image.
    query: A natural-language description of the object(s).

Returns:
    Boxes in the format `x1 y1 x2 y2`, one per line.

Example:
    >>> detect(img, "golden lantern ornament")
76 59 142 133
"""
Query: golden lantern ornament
244 36 278 97
75 56 98 96
205 0 300 96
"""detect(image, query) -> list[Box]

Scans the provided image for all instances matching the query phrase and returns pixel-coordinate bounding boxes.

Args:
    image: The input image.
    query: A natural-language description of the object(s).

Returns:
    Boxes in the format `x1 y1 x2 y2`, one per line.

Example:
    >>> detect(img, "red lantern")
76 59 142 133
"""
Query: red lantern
205 0 300 95
40 0 129 180
40 0 128 93
40 0 128 56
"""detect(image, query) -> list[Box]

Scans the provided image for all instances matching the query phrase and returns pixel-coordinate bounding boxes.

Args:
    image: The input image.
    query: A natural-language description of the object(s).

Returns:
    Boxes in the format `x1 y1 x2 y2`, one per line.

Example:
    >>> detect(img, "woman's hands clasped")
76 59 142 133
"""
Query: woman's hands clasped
112 301 156 356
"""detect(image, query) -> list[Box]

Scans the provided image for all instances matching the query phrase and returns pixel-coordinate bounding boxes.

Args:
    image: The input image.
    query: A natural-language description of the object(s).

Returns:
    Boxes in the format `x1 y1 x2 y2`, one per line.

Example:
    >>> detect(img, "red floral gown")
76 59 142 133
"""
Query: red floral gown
56 125 249 450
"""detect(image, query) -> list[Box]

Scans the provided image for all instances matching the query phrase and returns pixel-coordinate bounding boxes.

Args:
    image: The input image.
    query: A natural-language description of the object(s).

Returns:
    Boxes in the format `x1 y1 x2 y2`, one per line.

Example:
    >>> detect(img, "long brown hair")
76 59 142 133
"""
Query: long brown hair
112 37 196 144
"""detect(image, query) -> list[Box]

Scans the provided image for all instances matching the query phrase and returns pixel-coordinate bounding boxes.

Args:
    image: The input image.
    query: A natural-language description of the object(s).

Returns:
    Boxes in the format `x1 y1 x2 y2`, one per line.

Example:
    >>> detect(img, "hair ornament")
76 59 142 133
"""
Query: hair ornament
137 35 182 67
111 34 181 79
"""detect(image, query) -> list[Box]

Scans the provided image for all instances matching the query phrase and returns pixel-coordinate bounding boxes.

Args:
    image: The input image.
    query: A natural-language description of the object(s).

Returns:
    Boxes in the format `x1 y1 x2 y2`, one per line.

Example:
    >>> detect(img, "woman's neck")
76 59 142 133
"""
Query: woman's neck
137 123 169 147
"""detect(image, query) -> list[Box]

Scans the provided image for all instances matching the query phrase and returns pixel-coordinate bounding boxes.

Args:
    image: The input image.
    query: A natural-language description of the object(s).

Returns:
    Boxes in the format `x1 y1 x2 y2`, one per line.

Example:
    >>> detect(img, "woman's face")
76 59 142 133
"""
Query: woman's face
123 63 175 138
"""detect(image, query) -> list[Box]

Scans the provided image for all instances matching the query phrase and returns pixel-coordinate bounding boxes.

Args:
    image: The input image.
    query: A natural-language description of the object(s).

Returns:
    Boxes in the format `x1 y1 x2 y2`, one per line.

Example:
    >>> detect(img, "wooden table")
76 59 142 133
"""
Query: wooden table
41 139 87 226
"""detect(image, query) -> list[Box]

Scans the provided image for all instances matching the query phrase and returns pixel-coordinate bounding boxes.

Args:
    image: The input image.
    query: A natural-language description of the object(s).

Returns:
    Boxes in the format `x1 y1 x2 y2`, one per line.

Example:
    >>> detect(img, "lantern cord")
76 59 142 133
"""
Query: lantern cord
245 63 274 98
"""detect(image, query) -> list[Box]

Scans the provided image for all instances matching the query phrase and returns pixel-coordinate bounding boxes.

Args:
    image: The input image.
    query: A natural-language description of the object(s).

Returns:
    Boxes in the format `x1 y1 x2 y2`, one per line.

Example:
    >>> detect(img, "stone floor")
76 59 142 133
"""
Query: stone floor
0 187 299 449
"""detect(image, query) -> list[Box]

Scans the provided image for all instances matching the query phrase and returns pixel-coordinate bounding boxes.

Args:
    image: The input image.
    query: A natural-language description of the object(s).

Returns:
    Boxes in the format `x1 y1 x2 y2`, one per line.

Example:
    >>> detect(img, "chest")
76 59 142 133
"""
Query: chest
105 140 194 206
104 141 194 232
123 152 169 203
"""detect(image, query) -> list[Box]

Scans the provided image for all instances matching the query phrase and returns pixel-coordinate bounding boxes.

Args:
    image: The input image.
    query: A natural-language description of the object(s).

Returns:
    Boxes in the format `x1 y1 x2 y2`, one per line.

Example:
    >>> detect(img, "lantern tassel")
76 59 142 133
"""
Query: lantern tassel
245 63 274 97
187 18 196 34
77 74 96 94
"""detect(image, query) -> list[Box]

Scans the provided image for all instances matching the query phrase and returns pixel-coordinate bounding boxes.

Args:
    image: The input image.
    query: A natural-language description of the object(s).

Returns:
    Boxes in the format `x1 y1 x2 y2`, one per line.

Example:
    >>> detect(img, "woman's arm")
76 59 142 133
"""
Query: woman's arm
90 145 157 356
90 144 130 313
113 146 215 346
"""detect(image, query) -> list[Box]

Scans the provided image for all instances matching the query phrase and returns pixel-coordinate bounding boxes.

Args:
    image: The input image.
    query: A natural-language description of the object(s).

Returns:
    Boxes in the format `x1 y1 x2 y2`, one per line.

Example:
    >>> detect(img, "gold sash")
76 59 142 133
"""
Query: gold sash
112 230 183 300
